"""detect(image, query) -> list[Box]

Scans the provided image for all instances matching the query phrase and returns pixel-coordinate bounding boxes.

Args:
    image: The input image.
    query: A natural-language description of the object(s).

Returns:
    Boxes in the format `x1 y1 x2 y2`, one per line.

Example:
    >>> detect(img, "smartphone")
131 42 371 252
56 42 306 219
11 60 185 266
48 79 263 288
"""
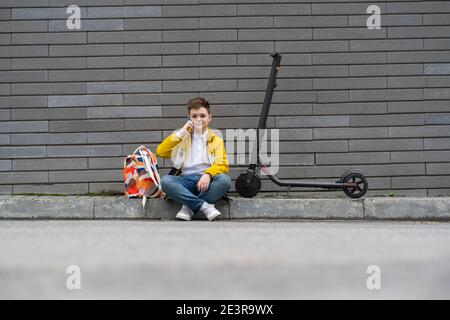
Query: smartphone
186 116 193 134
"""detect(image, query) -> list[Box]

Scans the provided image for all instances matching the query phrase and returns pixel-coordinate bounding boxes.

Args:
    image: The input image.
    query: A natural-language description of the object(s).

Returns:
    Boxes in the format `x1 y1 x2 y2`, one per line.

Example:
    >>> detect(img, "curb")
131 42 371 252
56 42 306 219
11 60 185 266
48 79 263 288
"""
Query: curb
1 196 450 221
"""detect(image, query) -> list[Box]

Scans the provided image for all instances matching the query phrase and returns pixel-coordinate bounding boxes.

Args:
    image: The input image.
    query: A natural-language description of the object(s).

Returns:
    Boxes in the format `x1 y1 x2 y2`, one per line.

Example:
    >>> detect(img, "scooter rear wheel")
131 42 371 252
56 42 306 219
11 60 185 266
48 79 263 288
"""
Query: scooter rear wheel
235 173 261 198
342 172 368 199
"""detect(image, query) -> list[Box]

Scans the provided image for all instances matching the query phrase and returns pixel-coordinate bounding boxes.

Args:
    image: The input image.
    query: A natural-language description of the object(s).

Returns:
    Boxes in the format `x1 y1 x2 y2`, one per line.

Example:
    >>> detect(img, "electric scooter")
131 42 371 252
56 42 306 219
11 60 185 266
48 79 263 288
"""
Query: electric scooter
235 52 369 199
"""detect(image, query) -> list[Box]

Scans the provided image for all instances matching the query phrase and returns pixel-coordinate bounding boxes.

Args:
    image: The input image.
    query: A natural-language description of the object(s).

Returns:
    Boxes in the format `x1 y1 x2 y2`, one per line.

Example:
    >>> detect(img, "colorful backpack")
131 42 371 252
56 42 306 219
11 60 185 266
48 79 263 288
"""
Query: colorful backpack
123 146 164 207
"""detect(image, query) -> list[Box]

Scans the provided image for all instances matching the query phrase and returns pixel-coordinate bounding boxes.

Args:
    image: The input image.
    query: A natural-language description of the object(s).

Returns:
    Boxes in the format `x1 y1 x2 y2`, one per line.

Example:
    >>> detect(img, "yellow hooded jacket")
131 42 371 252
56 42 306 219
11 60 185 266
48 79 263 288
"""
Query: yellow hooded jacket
156 127 229 178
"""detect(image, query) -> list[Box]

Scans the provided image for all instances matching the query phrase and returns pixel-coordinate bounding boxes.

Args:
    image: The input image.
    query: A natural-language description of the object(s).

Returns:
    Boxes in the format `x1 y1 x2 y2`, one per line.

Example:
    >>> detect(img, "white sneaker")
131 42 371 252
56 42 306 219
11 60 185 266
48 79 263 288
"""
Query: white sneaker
199 202 222 221
176 205 194 221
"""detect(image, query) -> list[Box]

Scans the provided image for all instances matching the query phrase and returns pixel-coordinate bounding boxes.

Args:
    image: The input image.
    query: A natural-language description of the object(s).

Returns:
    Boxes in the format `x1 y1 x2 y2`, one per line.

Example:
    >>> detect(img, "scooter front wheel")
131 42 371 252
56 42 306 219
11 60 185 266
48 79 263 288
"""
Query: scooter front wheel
235 173 261 198
342 172 368 199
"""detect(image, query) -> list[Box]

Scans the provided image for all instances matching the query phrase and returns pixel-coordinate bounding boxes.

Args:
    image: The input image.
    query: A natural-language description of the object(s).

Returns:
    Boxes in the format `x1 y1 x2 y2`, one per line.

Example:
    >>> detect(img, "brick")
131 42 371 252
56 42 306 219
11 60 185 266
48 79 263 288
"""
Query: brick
276 40 348 53
427 163 450 175
0 185 12 194
425 113 450 125
49 120 124 132
0 71 48 83
125 67 197 81
88 157 123 169
239 28 311 41
425 89 450 100
351 114 424 127
164 30 236 42
275 15 347 28
49 19 124 32
317 91 348 103
87 131 161 144
276 115 349 128
316 152 390 165
314 127 388 140
0 160 11 171
389 26 450 39
350 64 423 77
11 108 86 121
0 84 10 95
314 27 386 40
314 77 386 90
0 20 48 33
87 106 161 118
0 58 10 70
13 158 88 171
12 83 86 96
237 103 312 116
0 9 11 20
47 145 122 157
349 139 423 152
123 93 161 106
313 3 386 15
126 17 198 30
11 7 82 19
238 3 311 16
0 96 47 109
1 0 48 7
87 56 161 69
0 146 46 159
0 172 48 184
280 140 348 153
49 169 121 183
125 42 198 55
425 64 450 75
391 151 450 163
13 183 89 195
350 89 423 102
49 69 123 82
0 121 48 133
0 46 49 58
425 39 450 50
313 52 386 65
12 57 85 70
392 176 450 189
49 94 123 107
88 31 162 43
50 44 124 56
388 76 425 88
163 4 235 17
163 79 237 92
11 133 86 145
0 134 10 145
350 39 423 52
88 182 123 194
0 34 10 45
388 101 450 113
201 17 272 29
388 51 450 63
162 54 236 67
424 138 450 150
201 41 274 54
0 109 10 120
12 32 86 45
88 6 161 18
349 14 422 27
313 102 387 115
238 53 311 66
87 81 161 94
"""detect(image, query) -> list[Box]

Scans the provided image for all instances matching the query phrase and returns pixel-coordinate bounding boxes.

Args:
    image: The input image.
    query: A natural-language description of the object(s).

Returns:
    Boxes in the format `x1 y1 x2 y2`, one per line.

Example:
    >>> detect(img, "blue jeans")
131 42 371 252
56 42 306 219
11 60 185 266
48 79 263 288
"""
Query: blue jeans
161 173 231 212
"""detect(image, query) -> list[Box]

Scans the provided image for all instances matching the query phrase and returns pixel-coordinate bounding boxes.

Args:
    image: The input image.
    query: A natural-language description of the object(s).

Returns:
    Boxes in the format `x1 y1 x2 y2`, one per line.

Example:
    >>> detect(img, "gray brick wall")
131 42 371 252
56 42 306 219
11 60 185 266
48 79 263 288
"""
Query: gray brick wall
0 0 450 196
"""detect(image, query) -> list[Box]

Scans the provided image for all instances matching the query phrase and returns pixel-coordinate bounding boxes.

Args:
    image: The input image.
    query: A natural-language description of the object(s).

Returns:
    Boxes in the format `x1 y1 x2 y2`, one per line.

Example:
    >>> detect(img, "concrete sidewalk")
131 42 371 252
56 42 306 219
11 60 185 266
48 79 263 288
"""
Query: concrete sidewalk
0 195 450 221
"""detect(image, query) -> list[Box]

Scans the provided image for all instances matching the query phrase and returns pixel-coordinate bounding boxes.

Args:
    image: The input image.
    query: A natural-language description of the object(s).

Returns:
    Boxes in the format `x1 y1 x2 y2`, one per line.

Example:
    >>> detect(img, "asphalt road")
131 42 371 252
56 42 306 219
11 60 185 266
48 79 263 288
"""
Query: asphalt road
0 220 449 299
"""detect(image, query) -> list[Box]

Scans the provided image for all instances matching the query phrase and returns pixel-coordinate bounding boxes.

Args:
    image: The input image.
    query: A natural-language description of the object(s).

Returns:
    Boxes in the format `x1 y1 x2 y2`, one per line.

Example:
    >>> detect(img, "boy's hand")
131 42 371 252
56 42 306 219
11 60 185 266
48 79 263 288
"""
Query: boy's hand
197 174 211 192
177 120 193 137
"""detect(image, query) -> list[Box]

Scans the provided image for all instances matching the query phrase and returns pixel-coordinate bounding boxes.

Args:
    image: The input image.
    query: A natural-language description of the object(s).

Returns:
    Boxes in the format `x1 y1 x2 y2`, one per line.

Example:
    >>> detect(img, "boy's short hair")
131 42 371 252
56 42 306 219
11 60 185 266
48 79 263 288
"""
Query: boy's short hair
187 97 210 114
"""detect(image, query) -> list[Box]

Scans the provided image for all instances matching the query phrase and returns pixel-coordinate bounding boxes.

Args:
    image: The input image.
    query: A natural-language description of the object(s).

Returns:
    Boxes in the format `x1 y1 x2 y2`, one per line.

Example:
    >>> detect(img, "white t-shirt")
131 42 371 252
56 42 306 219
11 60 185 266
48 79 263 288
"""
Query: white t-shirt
177 130 210 176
